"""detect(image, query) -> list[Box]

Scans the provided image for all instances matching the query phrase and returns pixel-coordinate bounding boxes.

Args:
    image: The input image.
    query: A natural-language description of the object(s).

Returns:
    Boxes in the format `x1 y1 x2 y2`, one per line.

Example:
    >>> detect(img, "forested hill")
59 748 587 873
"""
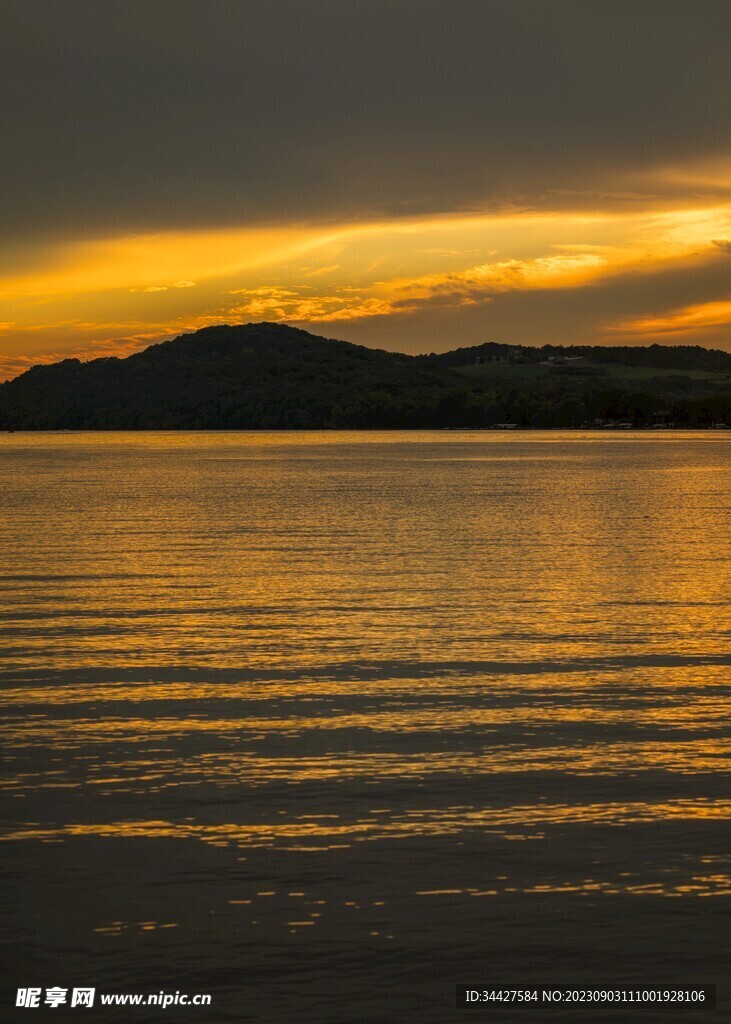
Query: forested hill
420 340 731 372
1 322 730 429
0 323 470 429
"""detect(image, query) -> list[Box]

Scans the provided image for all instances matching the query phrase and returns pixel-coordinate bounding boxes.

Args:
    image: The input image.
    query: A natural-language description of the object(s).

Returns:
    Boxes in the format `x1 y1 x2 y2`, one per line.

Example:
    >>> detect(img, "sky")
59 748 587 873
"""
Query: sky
2 0 731 380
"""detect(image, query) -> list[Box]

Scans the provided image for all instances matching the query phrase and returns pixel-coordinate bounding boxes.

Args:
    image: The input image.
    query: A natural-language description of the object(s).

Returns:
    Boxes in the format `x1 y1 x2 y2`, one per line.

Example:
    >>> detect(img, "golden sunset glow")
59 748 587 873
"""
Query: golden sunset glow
3 197 731 379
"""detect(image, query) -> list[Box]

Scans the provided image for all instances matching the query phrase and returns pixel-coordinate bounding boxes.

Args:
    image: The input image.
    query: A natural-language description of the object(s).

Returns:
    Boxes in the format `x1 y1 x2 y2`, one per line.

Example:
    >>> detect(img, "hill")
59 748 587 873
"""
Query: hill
1 323 730 429
0 323 485 429
420 340 731 373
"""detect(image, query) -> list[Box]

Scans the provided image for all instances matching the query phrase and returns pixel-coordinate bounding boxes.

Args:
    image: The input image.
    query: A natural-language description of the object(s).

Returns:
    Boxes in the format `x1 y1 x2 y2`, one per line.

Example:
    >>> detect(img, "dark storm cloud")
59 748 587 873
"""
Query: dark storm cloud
2 0 730 244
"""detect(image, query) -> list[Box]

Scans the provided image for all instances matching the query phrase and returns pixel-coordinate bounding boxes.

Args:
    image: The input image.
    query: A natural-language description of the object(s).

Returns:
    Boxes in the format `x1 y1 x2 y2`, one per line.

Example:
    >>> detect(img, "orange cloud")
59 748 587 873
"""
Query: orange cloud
610 299 731 337
225 286 405 325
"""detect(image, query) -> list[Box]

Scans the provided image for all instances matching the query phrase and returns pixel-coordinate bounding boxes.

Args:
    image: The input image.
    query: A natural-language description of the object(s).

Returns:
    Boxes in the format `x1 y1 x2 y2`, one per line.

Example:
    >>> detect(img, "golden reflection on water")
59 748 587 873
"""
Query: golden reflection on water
2 432 729 673
3 739 731 797
4 796 731 843
1 431 730 904
3 803 731 898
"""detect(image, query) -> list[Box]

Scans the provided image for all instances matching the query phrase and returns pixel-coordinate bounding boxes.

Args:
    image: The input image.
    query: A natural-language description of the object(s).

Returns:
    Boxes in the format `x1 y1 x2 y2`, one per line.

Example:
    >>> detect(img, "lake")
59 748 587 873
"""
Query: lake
1 431 729 1021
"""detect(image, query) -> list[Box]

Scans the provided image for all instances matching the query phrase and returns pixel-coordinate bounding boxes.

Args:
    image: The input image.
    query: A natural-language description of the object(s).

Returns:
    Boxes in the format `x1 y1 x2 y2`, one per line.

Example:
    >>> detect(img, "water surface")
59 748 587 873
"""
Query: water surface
1 431 729 1021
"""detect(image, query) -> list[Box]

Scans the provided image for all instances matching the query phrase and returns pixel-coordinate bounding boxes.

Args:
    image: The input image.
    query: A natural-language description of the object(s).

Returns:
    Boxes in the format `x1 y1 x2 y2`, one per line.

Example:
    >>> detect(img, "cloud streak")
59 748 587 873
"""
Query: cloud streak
611 300 731 337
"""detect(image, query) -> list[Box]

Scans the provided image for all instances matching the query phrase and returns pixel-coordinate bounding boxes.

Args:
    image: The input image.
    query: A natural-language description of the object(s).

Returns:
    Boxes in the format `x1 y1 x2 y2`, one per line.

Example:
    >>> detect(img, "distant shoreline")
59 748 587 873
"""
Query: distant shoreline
5 425 730 435
2 324 730 432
